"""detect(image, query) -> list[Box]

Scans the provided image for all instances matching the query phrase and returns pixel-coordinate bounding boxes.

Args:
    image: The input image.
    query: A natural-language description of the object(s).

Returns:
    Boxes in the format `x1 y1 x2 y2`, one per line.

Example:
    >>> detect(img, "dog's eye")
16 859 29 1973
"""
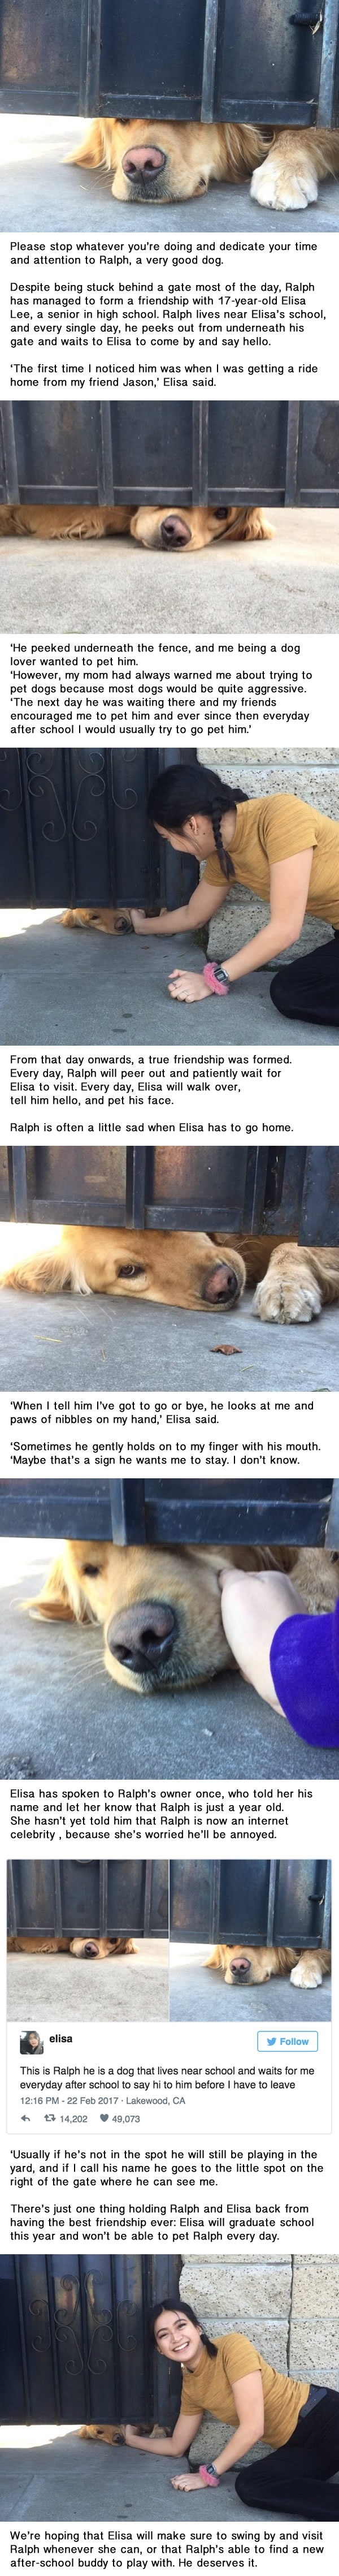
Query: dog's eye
117 1262 145 1279
81 1563 102 1579
213 506 228 520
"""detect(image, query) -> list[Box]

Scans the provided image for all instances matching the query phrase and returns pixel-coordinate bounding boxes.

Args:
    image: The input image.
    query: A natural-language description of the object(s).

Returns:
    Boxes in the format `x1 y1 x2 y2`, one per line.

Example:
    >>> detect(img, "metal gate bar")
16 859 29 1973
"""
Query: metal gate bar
13 2260 31 2420
0 1477 334 1545
79 0 102 115
0 403 19 504
192 403 210 506
266 1858 279 1946
97 407 115 507
285 403 301 509
323 1858 332 1944
201 0 220 118
318 0 339 120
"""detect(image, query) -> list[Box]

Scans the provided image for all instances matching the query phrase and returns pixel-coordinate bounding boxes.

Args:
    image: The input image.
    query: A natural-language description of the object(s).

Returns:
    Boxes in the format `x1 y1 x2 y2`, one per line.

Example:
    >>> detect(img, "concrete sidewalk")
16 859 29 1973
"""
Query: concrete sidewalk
0 1548 336 1781
7 1938 168 2023
0 2427 285 2521
1 1280 338 1393
169 1945 331 2022
1 124 338 234
0 912 335 1046
2 514 339 632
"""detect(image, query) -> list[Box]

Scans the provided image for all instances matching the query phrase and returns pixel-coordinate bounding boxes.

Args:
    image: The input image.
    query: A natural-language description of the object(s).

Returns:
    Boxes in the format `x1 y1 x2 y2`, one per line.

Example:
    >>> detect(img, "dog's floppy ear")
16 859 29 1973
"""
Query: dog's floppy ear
275 1947 299 1974
68 120 110 169
25 1547 92 1625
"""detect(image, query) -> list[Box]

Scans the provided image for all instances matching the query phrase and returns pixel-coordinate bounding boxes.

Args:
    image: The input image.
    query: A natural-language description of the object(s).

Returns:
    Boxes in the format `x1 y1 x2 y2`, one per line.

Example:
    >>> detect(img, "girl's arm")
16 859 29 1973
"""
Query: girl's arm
130 881 227 937
123 2410 203 2457
224 847 313 985
207 2372 264 2474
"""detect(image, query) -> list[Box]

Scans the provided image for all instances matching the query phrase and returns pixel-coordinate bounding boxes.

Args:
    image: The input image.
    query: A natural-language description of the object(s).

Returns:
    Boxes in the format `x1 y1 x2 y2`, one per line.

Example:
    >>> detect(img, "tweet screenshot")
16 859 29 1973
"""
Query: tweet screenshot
0 14 339 2574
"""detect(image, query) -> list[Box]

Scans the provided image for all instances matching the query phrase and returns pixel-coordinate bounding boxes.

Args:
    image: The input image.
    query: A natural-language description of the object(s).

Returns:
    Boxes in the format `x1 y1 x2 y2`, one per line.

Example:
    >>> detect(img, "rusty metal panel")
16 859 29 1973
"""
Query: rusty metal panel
1 404 339 510
0 749 199 909
3 1144 338 1239
0 1476 333 1545
8 1857 168 1938
169 1857 331 1945
0 0 337 120
0 2256 181 2424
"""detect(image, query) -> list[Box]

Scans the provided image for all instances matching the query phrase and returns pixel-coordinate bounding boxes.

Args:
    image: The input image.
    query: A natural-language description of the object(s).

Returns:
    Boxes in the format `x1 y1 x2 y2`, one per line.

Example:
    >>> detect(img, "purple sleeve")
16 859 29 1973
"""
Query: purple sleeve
269 1598 339 1747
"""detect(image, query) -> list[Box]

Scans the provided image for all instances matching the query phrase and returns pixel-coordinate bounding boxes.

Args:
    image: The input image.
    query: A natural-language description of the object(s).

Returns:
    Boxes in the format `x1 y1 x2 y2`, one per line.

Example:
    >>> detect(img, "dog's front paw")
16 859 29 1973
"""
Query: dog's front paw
290 1959 322 1988
250 157 318 210
253 1270 321 1326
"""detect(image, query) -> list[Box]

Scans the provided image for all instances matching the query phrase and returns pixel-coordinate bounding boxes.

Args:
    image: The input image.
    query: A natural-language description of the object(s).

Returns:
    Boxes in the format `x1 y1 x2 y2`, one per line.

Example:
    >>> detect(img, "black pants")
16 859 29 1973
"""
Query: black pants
235 2391 339 2519
270 933 339 1028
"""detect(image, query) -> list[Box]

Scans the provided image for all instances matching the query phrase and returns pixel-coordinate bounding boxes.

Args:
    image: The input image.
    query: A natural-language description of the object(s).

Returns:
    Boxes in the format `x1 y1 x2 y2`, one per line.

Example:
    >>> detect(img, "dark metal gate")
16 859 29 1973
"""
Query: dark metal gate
0 2255 181 2425
0 0 338 123
1 1145 338 1240
7 1856 168 1941
1 402 339 510
0 1475 334 1545
169 1856 332 1946
0 749 199 910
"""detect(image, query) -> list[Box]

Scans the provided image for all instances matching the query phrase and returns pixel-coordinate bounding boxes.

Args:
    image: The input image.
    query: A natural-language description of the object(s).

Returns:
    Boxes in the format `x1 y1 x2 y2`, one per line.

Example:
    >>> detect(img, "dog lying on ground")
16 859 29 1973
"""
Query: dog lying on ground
2 1229 339 1326
207 1943 331 1988
70 117 339 211
7 1934 137 1959
0 504 272 551
23 1542 339 1697
62 907 134 934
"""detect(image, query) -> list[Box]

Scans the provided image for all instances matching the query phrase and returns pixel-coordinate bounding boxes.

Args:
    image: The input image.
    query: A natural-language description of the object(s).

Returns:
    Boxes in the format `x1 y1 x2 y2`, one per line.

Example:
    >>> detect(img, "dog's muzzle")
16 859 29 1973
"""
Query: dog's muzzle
203 1263 240 1306
121 145 167 200
106 1599 177 1675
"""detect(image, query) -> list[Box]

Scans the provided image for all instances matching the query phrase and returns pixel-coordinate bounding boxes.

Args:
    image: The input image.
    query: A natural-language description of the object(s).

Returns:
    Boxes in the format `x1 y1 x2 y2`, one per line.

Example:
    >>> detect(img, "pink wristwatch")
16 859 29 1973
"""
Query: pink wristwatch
203 962 230 995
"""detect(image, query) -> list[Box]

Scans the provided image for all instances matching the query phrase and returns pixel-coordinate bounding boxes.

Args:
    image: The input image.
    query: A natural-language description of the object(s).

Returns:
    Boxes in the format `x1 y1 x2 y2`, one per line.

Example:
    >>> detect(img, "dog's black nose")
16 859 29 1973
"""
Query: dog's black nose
205 1263 240 1306
106 1599 177 1673
82 1943 99 1958
231 1958 251 1979
159 515 191 550
121 146 166 179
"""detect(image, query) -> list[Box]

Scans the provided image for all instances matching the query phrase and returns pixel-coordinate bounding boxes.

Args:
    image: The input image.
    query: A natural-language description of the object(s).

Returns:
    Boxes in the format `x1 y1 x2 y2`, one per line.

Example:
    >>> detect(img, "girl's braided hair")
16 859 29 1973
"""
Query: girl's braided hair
147 762 248 883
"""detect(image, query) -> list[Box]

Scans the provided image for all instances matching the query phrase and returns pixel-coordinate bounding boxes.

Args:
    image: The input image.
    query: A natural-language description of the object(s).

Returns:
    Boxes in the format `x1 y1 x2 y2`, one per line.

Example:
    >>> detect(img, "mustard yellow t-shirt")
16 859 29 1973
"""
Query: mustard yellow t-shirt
203 794 339 929
180 2333 310 2448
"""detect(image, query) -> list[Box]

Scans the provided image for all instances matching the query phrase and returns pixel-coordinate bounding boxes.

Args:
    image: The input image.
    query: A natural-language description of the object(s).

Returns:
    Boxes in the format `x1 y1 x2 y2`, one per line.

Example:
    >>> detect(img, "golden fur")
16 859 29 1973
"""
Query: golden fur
23 1540 339 1697
62 906 134 935
70 117 339 210
0 503 272 551
207 1943 331 1988
2 1229 339 1325
7 1933 136 1959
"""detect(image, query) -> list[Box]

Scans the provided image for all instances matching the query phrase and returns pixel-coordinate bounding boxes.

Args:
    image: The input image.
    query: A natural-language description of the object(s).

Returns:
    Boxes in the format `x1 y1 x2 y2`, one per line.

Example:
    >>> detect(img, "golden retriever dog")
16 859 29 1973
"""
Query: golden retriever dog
7 1932 136 1960
0 503 271 552
62 906 134 935
207 1942 331 1988
24 1541 339 1697
70 116 339 212
2 1229 339 1326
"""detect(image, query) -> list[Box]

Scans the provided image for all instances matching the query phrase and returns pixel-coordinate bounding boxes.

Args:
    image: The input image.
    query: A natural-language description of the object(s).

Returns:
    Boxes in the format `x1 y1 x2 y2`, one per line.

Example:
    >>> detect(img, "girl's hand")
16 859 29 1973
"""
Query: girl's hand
171 2473 203 2491
123 2424 138 2446
129 909 147 932
168 970 210 1003
219 1567 306 1711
